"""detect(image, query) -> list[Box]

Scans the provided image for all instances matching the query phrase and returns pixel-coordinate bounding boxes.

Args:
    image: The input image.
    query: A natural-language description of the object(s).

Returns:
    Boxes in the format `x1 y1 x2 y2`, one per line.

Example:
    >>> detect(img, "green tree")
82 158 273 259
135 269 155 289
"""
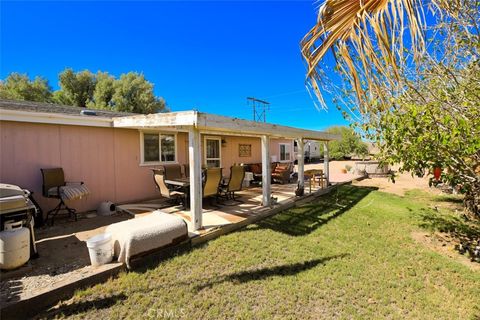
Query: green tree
380 62 480 215
88 72 115 110
2 69 168 115
301 0 480 216
326 126 368 160
55 68 96 108
0 73 52 102
111 72 167 114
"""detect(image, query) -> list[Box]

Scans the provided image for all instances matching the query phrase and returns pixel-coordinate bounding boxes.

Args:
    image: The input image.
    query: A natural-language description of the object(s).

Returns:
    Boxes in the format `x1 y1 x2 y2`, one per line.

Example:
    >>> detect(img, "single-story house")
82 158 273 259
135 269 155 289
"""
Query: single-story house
0 99 337 230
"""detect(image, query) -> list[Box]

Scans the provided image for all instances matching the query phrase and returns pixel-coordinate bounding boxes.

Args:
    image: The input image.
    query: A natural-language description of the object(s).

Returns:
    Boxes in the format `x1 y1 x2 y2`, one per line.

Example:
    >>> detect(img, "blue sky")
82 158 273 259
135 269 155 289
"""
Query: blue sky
0 1 348 130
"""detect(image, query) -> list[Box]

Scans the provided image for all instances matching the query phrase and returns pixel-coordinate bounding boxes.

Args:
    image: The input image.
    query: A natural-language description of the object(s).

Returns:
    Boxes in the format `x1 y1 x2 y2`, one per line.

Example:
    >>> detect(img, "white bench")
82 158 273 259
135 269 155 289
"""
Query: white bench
105 211 188 268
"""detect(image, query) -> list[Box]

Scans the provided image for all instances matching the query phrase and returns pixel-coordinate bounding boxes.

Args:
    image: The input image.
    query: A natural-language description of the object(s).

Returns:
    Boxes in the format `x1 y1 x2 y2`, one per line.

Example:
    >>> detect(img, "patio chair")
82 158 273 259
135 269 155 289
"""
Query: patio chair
248 162 277 184
272 162 293 184
160 164 182 180
41 168 90 225
313 169 327 189
219 165 245 204
203 167 222 208
182 164 190 178
157 164 184 192
152 169 187 206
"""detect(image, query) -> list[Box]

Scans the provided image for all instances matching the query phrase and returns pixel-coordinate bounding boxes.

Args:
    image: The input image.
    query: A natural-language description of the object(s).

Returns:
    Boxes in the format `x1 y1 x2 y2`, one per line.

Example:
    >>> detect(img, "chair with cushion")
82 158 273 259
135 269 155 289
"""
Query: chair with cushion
249 163 263 183
41 168 90 225
203 167 222 207
271 162 293 184
248 162 277 184
219 165 245 204
160 164 183 180
152 169 187 206
157 164 184 192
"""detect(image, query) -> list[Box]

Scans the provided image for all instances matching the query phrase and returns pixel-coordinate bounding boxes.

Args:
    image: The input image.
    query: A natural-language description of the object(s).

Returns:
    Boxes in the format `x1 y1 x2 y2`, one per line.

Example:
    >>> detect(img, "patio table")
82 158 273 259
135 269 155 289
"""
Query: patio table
164 178 190 187
304 169 326 193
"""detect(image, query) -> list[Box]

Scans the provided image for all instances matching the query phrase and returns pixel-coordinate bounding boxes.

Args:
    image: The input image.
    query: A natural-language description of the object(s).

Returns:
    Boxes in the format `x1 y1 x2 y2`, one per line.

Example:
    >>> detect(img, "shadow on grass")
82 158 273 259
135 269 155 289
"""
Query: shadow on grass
434 195 464 204
194 254 348 291
255 185 377 236
40 293 127 318
418 208 480 241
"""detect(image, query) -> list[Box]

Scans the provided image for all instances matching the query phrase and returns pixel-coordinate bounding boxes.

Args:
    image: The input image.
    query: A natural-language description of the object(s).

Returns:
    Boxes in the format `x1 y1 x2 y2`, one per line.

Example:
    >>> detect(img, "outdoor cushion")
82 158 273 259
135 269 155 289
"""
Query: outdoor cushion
249 163 262 175
47 184 90 200
105 210 188 268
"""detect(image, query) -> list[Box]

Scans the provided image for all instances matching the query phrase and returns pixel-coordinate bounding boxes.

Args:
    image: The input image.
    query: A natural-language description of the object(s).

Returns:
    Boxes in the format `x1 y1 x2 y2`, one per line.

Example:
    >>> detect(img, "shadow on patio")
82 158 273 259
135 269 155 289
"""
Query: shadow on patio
255 185 378 236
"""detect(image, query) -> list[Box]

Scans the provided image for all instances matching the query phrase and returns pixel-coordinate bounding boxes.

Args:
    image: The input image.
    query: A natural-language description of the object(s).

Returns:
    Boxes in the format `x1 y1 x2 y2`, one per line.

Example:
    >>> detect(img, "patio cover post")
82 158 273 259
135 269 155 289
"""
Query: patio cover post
189 127 203 230
261 135 271 206
297 138 304 189
323 141 329 185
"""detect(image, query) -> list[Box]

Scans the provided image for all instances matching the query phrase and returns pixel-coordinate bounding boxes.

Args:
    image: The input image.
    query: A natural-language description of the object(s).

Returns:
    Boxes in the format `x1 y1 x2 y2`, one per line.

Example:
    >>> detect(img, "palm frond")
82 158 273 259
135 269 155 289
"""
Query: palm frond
301 0 426 110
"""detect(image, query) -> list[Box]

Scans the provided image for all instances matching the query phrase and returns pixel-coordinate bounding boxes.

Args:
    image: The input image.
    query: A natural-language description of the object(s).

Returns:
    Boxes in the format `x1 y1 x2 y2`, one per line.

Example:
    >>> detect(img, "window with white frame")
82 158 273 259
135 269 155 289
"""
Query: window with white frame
279 143 291 162
141 132 176 164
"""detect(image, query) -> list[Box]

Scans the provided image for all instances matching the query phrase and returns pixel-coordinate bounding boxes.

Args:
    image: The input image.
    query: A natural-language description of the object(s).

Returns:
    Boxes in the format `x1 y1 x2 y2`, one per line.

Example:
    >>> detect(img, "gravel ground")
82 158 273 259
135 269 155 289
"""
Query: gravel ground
0 212 130 305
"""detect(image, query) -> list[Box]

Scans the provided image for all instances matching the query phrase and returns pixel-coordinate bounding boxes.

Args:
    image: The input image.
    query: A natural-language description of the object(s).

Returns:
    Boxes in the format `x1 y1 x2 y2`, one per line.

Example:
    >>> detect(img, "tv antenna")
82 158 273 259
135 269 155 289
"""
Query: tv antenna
247 97 270 122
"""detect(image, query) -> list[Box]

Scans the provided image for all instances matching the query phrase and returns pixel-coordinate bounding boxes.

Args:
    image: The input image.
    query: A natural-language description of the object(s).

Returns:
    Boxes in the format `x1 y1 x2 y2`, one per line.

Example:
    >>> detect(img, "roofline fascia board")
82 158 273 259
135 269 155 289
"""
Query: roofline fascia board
113 111 197 128
196 113 339 141
0 109 113 127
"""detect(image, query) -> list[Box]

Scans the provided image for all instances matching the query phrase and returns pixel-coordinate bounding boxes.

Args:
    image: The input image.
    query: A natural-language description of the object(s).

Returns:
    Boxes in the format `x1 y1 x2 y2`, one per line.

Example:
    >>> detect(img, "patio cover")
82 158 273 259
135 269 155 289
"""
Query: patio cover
113 111 339 231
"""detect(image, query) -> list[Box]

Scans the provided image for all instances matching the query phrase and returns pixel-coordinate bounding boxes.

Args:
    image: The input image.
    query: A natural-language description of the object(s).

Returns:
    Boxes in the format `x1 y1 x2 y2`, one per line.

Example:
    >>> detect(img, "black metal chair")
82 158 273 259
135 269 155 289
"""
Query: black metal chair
40 168 82 225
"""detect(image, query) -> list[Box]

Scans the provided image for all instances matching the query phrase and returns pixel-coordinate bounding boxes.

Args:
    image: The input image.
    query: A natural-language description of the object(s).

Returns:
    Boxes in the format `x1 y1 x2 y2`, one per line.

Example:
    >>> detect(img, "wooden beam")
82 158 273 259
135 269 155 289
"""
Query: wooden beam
261 135 271 206
189 127 203 230
197 113 338 141
198 130 263 138
297 138 305 189
323 141 330 185
114 111 197 128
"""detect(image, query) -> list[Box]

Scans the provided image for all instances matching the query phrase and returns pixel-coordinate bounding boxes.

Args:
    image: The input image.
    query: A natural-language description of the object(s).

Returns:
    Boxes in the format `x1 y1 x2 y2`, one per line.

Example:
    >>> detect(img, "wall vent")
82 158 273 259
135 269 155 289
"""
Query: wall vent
80 110 97 116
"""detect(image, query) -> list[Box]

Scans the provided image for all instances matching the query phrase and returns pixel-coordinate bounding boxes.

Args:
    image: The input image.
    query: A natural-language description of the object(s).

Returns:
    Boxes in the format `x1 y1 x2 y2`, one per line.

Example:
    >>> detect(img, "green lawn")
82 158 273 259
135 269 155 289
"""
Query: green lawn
43 185 480 319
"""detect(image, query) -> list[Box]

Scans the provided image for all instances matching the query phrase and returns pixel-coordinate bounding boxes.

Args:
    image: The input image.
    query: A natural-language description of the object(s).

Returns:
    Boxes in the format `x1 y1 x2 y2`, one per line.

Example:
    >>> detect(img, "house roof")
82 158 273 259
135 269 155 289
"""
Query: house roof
0 99 339 141
0 99 135 118
0 99 136 127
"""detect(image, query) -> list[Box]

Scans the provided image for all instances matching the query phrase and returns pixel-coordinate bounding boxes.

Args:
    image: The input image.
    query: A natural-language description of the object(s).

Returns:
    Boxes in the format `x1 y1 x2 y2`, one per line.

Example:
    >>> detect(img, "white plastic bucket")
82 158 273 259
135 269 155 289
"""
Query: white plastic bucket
86 233 113 267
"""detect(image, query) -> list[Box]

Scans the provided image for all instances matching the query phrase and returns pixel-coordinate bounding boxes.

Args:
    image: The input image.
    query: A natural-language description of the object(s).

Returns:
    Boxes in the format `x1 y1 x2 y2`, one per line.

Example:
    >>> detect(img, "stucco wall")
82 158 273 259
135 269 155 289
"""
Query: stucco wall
0 120 293 214
0 121 190 215
199 135 293 176
270 138 294 163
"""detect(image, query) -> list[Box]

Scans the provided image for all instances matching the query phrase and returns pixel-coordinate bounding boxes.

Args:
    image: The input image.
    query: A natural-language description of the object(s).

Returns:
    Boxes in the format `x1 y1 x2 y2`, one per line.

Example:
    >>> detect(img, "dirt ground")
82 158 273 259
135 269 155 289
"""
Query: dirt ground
304 160 438 196
353 171 439 196
411 231 479 272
